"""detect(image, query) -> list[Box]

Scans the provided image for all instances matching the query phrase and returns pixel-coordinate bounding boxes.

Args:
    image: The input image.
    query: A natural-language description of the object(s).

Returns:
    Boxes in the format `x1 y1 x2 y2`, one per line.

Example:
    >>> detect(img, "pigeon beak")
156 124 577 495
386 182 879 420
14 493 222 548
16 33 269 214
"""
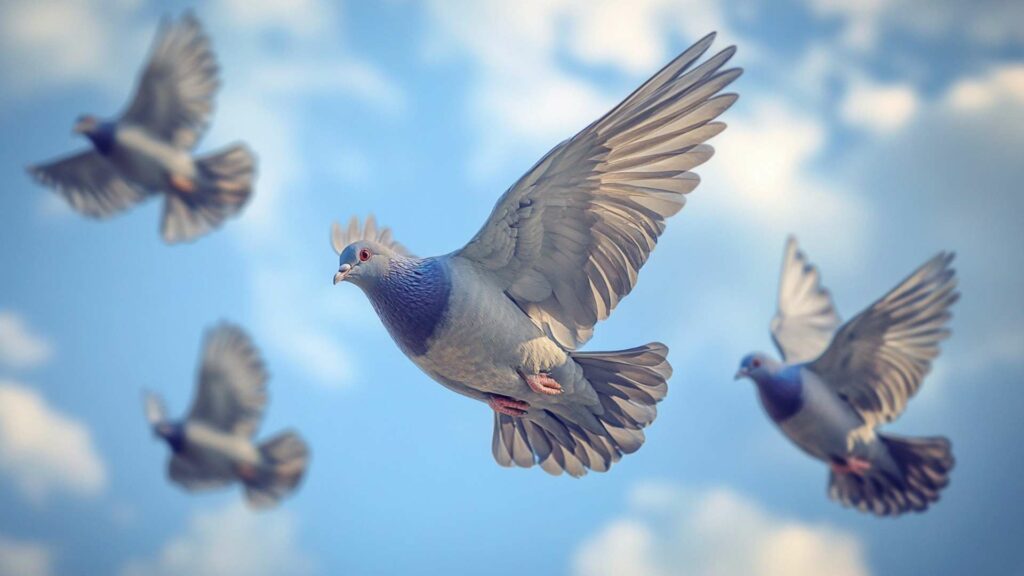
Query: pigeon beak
333 264 352 285
734 369 747 381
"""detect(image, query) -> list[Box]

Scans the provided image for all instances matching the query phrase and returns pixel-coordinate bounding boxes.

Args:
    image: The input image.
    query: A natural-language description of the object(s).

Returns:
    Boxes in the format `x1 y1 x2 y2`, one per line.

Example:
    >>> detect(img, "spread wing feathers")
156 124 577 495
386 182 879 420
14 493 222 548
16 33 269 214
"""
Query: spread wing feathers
168 454 234 491
144 391 168 425
770 236 841 363
187 323 268 438
810 253 958 427
121 11 219 149
27 151 149 217
331 215 412 257
492 343 670 477
456 33 741 349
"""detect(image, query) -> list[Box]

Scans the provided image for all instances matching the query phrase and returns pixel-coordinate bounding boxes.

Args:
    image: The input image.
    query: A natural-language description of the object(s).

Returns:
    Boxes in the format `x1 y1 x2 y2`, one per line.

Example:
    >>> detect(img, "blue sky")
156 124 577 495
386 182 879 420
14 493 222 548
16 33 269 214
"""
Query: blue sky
1 0 1023 575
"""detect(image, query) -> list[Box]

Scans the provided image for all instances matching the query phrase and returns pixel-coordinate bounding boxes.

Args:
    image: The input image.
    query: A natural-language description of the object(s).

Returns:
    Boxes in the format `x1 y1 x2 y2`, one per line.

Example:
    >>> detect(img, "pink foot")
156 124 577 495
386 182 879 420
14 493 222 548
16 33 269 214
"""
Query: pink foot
521 371 563 395
168 173 196 194
488 395 530 417
830 456 872 476
236 462 257 481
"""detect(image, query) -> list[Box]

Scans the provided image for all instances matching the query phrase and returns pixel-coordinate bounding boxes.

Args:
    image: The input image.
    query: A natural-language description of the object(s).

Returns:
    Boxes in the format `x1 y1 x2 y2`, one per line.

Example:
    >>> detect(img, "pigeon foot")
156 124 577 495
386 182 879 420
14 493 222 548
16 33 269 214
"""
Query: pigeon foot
236 462 258 481
169 173 196 194
521 371 563 395
830 456 872 476
488 395 530 417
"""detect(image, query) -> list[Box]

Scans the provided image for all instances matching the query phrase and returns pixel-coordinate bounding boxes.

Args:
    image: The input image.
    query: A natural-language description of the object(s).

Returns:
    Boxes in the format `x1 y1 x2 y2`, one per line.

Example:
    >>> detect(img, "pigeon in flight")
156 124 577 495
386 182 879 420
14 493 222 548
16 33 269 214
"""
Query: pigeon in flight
736 237 958 516
145 324 309 508
330 33 741 476
28 12 256 243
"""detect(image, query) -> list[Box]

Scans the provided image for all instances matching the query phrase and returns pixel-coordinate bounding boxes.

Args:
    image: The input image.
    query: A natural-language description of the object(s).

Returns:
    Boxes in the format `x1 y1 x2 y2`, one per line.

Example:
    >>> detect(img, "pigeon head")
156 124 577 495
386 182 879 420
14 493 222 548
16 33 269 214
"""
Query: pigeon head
331 216 411 289
73 115 99 135
735 352 780 383
154 421 185 453
73 115 115 154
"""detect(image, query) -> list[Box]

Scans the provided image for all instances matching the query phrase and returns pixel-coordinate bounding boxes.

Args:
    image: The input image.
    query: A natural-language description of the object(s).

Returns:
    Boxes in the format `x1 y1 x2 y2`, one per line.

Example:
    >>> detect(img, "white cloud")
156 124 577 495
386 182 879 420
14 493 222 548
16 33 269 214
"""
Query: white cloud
573 483 869 576
0 381 106 501
841 76 920 134
944 65 1024 113
702 98 870 262
0 536 53 576
0 311 53 369
121 502 316 576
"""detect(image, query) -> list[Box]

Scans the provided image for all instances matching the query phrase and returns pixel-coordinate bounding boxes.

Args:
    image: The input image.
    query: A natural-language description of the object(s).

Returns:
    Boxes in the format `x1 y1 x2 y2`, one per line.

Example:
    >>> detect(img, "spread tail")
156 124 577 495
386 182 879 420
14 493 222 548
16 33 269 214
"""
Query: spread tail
829 434 954 516
492 343 670 477
244 430 309 508
162 143 256 243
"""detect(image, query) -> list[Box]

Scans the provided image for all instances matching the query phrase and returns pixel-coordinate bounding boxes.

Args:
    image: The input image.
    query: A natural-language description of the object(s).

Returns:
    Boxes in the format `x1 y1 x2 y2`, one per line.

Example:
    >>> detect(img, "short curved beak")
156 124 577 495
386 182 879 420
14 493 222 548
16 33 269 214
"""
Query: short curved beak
73 119 90 134
333 263 352 285
734 369 747 381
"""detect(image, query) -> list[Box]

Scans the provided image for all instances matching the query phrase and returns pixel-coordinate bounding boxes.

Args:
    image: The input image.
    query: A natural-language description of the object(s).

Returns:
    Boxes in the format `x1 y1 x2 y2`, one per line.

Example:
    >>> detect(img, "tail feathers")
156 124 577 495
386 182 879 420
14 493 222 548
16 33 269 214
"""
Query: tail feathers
244 431 309 509
162 144 256 243
829 434 954 516
492 343 670 478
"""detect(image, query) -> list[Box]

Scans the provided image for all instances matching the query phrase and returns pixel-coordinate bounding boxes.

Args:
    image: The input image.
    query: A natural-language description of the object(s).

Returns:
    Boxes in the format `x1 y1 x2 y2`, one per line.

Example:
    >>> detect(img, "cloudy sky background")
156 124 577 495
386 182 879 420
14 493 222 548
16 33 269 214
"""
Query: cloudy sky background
1 0 1022 574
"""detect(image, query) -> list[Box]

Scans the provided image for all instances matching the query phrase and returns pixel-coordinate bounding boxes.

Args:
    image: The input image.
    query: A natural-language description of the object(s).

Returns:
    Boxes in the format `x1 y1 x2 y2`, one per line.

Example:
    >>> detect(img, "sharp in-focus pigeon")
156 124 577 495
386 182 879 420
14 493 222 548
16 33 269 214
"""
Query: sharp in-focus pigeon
736 237 958 516
28 12 256 243
145 324 309 508
330 33 741 476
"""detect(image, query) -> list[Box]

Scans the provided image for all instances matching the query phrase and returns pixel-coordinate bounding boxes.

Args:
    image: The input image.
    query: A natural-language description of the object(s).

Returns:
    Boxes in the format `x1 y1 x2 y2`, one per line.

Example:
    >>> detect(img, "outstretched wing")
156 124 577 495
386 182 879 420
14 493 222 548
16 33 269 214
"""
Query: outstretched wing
770 236 841 363
810 253 958 427
28 151 148 217
456 33 741 350
187 324 268 438
121 11 219 149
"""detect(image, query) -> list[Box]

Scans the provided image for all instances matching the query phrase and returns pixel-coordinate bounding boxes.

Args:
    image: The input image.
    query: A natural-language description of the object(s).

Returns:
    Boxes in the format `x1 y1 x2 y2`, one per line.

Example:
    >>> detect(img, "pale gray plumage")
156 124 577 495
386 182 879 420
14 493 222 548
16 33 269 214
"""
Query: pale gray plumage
332 34 740 477
145 324 309 508
28 11 256 244
736 238 958 516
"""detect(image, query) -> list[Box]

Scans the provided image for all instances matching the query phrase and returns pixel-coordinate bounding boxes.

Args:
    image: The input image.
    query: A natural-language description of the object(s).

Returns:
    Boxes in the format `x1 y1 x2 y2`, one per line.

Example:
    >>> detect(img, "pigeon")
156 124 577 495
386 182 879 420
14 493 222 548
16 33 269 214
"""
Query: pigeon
28 11 256 244
330 33 741 477
735 237 958 516
144 323 309 508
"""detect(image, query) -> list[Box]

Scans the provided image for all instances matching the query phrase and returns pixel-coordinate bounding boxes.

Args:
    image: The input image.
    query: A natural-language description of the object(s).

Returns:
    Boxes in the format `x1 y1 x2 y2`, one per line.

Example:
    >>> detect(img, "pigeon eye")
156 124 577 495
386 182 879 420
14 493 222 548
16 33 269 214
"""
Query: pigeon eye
358 248 371 262
752 358 762 369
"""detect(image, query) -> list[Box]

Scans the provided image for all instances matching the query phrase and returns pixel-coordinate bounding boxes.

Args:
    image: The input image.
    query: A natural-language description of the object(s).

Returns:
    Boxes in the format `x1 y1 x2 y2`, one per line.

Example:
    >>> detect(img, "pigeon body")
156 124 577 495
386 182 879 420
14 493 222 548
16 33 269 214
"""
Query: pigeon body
332 33 741 476
28 12 256 243
145 324 309 508
736 237 958 516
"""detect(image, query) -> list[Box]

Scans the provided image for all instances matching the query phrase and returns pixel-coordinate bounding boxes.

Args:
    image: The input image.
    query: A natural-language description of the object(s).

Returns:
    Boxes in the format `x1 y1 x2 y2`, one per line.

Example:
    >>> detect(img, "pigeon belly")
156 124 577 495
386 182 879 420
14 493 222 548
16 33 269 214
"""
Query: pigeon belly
108 124 195 190
183 422 260 477
411 257 569 400
776 368 866 462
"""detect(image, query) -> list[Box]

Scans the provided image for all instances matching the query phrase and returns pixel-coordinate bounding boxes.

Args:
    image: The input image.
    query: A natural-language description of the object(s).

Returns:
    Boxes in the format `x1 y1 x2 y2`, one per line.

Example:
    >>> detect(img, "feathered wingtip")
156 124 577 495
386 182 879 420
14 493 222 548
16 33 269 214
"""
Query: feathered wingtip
330 215 411 256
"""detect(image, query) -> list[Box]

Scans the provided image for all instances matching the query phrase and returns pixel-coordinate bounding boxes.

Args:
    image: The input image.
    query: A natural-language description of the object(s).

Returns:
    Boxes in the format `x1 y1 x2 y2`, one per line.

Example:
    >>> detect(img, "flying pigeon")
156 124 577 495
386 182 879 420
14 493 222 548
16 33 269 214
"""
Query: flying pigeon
735 237 958 516
145 323 309 508
330 33 741 476
28 12 256 243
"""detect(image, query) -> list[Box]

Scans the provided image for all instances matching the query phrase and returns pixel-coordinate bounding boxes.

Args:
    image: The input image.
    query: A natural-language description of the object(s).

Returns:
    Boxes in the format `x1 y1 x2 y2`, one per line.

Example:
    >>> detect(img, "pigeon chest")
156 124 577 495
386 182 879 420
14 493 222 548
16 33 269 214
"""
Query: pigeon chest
368 258 453 357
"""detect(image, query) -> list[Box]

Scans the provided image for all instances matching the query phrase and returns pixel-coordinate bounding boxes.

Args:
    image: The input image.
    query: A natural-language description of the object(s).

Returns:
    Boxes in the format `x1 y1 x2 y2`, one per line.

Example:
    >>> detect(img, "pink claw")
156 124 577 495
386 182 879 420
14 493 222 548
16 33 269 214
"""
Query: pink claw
522 371 563 395
830 456 872 476
488 395 530 417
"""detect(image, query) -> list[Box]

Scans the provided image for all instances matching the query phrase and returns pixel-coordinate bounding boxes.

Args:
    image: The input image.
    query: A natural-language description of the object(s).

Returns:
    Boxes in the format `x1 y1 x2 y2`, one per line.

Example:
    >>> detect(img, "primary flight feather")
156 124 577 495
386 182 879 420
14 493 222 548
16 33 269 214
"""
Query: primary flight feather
331 33 741 476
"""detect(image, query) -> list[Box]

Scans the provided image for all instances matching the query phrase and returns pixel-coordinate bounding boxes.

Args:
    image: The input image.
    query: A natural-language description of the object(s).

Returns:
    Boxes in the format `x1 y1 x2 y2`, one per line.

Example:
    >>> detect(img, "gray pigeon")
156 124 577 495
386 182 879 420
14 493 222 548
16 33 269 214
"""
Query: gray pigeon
145 323 309 508
736 237 958 516
330 33 740 476
28 12 256 244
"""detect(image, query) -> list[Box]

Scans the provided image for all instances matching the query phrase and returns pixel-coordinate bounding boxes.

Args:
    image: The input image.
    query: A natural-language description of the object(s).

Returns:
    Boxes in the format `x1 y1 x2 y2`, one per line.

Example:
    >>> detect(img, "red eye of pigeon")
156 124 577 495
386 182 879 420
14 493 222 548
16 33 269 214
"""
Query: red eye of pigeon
752 358 761 369
358 248 371 262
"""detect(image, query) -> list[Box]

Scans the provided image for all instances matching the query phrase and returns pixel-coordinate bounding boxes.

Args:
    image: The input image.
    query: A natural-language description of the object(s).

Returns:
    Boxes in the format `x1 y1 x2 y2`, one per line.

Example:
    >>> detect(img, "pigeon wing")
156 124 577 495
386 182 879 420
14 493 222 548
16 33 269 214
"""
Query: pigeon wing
168 454 234 491
810 253 958 427
28 150 148 217
770 236 841 363
187 324 268 438
455 33 740 349
121 11 219 149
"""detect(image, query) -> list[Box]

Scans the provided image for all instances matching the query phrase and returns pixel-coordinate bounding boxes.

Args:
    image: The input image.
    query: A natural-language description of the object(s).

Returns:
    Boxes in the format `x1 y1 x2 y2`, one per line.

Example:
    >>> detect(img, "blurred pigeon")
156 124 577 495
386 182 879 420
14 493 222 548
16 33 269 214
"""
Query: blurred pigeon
736 237 958 516
28 12 256 243
330 34 740 476
145 324 308 508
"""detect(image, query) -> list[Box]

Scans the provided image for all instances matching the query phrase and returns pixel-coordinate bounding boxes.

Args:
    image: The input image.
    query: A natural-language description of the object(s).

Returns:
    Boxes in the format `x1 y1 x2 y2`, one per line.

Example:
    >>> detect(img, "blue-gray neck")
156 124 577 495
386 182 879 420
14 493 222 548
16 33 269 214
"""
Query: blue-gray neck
755 365 804 422
87 121 117 155
365 256 451 357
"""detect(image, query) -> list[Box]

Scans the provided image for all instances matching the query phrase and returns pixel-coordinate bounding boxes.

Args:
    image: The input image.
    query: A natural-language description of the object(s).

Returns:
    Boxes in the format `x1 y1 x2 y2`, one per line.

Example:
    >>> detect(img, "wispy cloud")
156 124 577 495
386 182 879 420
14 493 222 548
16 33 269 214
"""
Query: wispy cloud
0 381 106 502
0 536 53 576
0 311 53 370
573 482 869 576
120 502 316 576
